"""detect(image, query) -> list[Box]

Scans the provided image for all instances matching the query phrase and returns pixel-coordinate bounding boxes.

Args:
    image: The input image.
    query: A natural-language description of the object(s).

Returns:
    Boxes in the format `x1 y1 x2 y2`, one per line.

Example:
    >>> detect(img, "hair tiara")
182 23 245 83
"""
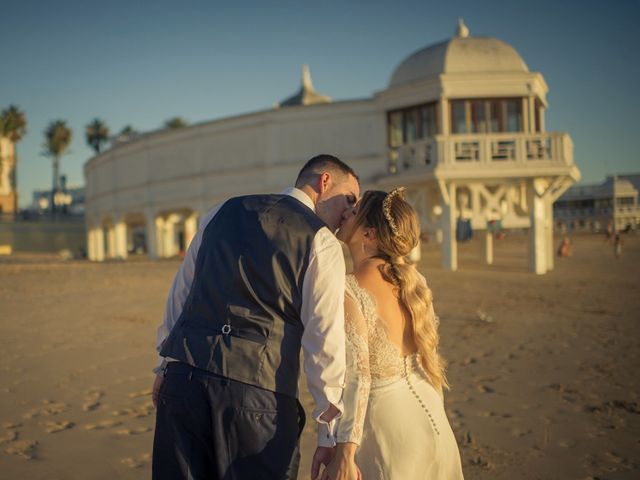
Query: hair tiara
382 187 406 236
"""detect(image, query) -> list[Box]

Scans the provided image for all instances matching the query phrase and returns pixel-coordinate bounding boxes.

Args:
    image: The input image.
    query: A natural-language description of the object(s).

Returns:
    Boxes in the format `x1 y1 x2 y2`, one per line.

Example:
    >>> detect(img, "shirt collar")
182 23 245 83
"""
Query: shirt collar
280 187 315 212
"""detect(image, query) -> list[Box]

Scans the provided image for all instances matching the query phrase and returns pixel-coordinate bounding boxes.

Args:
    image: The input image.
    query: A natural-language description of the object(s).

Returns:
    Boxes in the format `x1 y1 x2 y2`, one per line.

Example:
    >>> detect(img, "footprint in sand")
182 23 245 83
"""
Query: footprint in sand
121 453 152 468
84 419 122 431
40 420 74 433
115 426 152 436
112 401 154 419
23 401 69 419
510 428 532 437
0 430 19 444
82 390 104 412
476 384 495 393
4 439 38 459
128 388 152 399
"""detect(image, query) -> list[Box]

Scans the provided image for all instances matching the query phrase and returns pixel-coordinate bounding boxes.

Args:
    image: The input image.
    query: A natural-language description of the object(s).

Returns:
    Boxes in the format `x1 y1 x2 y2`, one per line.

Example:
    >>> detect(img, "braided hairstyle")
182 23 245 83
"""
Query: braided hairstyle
354 189 449 393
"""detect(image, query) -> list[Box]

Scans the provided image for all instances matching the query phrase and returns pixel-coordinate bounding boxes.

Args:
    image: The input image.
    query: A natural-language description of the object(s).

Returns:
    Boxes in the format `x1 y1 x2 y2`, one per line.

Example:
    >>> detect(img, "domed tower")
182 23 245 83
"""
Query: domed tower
376 20 580 274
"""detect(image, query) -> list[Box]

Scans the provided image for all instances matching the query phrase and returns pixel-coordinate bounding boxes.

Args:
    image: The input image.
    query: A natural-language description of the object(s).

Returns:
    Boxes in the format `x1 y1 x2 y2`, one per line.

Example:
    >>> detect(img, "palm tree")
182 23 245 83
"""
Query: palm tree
85 118 110 154
43 120 72 215
164 117 188 129
0 105 27 143
0 105 27 214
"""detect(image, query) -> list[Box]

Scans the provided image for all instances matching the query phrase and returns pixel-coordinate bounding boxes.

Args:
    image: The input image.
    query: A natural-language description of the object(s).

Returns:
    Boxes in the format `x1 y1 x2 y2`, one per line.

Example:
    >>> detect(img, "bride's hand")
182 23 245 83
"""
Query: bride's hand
320 443 359 480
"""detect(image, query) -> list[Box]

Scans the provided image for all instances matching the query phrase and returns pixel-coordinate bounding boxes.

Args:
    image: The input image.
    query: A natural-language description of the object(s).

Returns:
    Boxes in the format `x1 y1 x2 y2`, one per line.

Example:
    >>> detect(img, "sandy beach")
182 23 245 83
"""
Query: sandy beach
0 233 638 479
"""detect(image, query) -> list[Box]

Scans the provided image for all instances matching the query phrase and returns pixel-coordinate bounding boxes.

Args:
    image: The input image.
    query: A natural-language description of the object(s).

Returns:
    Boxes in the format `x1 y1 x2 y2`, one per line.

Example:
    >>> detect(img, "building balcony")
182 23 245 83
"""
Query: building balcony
390 132 575 177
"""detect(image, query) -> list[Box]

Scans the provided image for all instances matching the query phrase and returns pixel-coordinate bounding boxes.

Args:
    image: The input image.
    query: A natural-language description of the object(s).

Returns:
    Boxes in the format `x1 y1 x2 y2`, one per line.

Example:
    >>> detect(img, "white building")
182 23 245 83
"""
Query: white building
554 175 639 232
84 20 580 274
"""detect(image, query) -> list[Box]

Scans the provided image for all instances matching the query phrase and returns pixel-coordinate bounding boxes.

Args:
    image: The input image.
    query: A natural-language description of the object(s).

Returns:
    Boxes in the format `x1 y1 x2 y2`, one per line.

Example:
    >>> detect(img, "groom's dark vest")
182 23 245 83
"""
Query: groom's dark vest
160 194 326 398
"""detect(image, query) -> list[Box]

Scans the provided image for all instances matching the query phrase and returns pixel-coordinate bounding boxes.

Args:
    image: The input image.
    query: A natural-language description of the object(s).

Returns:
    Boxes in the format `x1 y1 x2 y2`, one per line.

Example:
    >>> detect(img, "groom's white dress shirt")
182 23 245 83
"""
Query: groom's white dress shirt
155 187 346 447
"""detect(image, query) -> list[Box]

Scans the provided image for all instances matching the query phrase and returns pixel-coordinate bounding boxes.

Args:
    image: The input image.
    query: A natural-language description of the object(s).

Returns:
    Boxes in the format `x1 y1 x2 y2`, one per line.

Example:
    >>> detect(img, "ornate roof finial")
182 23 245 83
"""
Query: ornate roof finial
456 18 470 38
302 64 313 89
278 65 332 107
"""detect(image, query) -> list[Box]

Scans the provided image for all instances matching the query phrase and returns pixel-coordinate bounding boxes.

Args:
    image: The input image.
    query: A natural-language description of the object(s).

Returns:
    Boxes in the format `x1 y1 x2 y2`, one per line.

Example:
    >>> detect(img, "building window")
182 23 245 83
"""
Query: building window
534 99 543 133
388 111 403 148
405 109 419 143
420 104 438 137
471 100 487 133
617 197 635 206
450 98 525 134
451 101 467 134
505 99 522 132
387 102 439 147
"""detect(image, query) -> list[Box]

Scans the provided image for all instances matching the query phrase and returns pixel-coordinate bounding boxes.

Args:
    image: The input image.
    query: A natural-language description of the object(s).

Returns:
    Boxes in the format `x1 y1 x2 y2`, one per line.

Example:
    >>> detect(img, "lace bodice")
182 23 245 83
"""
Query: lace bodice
336 274 422 445
345 275 411 382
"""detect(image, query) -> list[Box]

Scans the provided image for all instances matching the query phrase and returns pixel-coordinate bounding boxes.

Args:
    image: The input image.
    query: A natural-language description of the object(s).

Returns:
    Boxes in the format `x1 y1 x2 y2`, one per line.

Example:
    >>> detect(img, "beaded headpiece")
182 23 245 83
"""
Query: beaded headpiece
382 187 406 236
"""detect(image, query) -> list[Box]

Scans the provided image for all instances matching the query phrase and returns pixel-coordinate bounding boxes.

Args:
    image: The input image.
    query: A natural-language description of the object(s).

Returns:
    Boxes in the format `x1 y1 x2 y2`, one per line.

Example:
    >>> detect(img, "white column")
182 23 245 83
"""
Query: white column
485 230 494 265
87 227 96 261
528 179 547 274
114 219 128 260
164 216 176 257
439 97 450 135
107 225 116 259
184 212 199 251
95 227 105 262
546 198 554 271
528 97 536 133
145 212 159 259
441 182 457 271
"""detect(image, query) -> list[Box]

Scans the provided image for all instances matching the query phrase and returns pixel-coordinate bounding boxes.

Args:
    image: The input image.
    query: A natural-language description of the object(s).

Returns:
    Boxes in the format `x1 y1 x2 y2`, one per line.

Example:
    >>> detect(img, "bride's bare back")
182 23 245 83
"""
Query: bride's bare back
353 259 418 357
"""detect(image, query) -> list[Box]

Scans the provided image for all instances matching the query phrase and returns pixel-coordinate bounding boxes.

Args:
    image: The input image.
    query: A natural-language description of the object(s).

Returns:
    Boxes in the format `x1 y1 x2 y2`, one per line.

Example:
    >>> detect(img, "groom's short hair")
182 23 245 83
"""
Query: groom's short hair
295 154 359 188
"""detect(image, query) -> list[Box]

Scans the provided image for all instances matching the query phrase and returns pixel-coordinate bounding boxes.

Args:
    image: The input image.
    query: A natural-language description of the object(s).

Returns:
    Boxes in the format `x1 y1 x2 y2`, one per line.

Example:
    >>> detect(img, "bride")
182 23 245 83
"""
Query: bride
315 188 464 480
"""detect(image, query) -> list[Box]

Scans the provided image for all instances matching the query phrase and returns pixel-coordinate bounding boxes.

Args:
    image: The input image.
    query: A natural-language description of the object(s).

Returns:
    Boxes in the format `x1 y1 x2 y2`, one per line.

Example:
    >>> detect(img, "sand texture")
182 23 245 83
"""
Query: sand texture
0 233 638 479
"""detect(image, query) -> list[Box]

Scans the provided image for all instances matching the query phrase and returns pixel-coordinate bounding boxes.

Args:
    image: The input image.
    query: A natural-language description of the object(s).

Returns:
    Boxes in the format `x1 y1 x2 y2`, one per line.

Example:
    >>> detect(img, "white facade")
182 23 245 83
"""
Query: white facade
84 20 580 273
554 175 640 232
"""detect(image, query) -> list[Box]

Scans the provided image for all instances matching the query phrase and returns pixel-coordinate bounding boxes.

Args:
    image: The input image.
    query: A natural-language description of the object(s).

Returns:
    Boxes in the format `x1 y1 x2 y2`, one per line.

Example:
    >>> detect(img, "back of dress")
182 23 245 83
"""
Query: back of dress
337 273 465 480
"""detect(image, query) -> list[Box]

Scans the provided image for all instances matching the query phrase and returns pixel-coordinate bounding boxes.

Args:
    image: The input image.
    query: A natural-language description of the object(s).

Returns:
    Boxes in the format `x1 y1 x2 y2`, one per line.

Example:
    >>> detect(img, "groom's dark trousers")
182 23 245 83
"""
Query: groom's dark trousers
152 362 304 480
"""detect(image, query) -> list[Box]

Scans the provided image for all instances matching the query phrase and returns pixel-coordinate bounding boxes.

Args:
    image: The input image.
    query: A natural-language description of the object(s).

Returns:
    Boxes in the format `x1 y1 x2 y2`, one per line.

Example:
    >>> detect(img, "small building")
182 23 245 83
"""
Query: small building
84 20 580 273
31 183 86 216
554 175 640 232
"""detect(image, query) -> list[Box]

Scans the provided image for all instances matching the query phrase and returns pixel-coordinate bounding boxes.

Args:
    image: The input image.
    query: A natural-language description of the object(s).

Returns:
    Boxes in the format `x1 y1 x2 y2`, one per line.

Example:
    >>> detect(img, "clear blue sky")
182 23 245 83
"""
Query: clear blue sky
1 0 638 207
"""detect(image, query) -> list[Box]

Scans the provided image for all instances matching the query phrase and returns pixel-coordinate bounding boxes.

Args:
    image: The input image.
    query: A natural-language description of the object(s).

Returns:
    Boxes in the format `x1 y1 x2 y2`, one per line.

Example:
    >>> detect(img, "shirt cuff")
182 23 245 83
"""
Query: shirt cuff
153 357 167 376
317 420 338 448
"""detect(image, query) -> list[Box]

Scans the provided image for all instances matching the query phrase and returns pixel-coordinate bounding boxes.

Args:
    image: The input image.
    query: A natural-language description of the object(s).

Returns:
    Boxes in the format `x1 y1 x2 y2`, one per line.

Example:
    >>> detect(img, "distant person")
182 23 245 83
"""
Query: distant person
152 155 360 479
605 223 613 244
316 189 464 480
614 233 623 258
557 236 572 258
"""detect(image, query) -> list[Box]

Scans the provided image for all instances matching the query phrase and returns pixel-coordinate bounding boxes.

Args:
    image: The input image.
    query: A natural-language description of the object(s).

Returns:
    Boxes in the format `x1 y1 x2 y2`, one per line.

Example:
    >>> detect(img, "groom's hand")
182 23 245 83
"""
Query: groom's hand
152 374 164 408
311 446 335 479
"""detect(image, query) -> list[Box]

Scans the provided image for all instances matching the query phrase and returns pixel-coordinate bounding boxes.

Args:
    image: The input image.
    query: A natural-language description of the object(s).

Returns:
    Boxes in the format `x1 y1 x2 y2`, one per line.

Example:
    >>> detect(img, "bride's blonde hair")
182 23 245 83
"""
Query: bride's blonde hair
354 189 449 392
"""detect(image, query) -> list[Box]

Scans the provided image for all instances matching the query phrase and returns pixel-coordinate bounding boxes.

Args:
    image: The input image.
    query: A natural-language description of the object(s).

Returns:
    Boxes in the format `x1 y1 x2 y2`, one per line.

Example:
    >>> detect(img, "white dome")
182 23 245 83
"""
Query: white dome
389 21 529 88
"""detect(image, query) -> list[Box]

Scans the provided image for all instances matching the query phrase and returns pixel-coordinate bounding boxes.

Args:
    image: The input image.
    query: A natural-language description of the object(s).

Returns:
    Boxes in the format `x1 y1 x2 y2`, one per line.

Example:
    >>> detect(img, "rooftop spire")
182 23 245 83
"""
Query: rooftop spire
278 65 332 108
302 64 313 89
455 18 470 38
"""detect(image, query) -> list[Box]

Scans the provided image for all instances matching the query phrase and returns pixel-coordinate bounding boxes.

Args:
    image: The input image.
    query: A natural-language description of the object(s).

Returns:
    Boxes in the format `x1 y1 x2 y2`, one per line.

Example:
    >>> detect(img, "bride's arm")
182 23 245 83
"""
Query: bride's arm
334 293 371 445
319 293 370 479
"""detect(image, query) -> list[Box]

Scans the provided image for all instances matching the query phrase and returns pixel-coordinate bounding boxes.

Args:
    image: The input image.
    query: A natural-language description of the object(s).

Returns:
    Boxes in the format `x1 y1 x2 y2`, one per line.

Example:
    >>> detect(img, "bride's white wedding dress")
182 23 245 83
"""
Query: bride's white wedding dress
335 274 464 479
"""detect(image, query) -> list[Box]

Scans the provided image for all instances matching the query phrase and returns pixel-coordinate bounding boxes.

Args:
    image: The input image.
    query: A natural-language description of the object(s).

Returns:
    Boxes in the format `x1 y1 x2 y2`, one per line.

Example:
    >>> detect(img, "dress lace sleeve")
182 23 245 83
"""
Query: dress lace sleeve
335 290 371 445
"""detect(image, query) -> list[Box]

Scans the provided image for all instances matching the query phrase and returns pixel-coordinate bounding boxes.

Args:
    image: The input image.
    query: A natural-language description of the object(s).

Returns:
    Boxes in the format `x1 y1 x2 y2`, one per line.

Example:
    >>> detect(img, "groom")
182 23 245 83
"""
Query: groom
152 154 360 479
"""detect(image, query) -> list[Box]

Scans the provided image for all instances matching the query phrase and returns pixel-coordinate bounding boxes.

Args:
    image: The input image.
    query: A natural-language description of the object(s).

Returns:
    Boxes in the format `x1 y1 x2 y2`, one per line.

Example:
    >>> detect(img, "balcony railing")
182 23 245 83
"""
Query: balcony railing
390 132 574 173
